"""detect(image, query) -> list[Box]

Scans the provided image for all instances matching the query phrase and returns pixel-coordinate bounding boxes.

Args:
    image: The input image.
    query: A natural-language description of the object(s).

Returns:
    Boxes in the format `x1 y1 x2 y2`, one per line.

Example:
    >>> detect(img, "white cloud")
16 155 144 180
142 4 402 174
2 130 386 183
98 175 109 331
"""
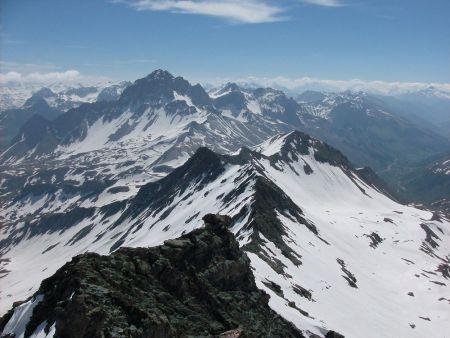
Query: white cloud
25 70 81 83
0 71 22 83
209 75 450 96
114 0 285 23
0 62 89 85
300 0 343 7
0 70 110 86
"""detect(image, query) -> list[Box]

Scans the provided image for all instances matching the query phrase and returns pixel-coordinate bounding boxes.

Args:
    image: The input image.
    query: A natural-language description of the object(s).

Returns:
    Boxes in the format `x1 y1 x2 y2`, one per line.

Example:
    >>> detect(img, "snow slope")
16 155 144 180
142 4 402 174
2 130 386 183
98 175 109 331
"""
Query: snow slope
1 131 449 338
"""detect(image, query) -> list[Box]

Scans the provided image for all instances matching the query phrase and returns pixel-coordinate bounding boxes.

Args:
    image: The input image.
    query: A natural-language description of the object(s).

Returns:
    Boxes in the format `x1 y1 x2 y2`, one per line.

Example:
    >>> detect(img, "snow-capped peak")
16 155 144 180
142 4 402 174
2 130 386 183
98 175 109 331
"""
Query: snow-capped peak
209 82 242 99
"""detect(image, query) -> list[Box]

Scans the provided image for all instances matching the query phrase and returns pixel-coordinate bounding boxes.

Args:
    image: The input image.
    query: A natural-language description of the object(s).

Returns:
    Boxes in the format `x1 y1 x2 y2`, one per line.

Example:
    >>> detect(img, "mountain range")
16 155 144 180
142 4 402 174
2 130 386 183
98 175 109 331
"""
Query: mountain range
0 82 130 151
1 70 448 205
0 70 449 338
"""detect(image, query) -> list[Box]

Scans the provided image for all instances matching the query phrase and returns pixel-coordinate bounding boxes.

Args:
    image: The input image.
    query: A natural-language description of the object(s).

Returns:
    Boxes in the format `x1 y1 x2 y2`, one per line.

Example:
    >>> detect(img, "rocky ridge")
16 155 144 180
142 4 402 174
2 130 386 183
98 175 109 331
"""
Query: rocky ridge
1 214 305 338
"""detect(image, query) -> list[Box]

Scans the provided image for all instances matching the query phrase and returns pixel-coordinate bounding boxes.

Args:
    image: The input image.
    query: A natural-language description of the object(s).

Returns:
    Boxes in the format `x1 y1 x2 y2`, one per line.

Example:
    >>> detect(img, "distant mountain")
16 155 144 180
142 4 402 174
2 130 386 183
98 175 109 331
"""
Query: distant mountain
0 71 291 165
1 131 448 337
23 85 102 112
96 81 131 102
294 91 450 177
0 83 45 111
0 98 62 150
296 91 368 119
399 152 450 209
211 86 449 178
375 89 450 139
0 82 133 151
3 77 448 177
211 82 303 126
0 83 109 111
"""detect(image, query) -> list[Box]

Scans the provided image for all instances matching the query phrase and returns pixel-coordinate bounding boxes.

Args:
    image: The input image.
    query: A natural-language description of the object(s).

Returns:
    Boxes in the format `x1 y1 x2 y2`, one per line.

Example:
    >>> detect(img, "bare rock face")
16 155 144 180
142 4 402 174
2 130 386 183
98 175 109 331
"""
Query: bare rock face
1 214 303 338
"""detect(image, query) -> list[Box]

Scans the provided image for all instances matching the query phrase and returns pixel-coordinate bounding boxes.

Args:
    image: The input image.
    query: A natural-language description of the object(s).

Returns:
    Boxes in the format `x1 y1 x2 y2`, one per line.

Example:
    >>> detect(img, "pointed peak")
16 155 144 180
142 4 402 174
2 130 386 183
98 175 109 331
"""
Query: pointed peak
119 70 178 104
284 130 351 167
211 82 243 99
23 95 51 110
119 70 212 107
223 82 241 92
34 87 55 98
146 69 174 80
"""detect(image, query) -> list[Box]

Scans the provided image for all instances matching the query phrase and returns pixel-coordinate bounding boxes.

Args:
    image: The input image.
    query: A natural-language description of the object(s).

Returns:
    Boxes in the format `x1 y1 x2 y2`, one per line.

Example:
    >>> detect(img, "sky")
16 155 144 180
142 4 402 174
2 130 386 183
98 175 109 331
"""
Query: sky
1 0 450 93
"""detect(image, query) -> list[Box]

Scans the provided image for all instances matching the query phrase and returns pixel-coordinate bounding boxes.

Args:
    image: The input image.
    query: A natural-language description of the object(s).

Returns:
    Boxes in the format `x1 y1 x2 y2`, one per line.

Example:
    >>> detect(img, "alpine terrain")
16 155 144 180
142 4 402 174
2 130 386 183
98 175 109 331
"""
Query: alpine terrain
1 118 449 337
3 0 449 336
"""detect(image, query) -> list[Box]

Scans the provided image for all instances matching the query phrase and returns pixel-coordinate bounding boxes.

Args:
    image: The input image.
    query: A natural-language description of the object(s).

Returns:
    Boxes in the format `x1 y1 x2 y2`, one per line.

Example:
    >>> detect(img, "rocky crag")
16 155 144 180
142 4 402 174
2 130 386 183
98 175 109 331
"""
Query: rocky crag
1 214 304 338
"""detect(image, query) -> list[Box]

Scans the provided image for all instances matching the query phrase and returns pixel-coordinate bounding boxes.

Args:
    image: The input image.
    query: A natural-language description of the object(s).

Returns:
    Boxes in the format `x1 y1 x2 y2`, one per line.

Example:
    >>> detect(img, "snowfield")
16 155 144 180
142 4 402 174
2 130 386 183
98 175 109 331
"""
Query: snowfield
1 131 449 338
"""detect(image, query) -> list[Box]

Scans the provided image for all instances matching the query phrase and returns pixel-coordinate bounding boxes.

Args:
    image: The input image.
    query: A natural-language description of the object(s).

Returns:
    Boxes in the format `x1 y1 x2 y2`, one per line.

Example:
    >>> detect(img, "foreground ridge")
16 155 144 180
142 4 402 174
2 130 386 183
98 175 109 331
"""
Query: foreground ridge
0 214 305 338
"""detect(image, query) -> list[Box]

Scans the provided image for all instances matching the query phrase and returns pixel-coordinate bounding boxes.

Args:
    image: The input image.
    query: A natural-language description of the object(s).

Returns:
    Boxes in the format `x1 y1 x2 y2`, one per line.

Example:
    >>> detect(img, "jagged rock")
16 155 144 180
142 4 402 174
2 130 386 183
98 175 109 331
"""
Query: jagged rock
1 214 303 338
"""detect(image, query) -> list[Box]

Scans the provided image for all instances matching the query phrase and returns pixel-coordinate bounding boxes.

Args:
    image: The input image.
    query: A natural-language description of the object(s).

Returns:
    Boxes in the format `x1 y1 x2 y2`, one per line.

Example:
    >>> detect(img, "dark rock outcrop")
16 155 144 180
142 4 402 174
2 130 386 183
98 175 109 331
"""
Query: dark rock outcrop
325 331 345 338
1 214 303 338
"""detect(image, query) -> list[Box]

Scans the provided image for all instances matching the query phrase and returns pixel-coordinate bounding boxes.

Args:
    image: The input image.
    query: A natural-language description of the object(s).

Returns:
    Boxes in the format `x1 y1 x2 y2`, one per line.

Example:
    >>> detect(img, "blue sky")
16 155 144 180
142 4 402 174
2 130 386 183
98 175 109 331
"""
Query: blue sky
1 0 449 92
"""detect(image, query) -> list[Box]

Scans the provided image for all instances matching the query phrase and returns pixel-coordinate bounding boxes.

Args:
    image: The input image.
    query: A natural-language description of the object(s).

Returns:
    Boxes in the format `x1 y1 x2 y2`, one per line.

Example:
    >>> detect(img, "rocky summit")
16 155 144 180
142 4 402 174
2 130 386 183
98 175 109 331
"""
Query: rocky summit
0 214 304 338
